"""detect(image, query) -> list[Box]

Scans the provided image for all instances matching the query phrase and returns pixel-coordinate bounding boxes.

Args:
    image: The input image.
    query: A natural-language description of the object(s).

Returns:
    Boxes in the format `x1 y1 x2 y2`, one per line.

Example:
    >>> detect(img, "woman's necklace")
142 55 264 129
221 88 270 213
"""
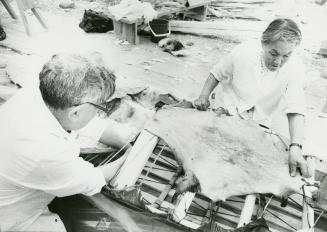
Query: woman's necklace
260 52 270 75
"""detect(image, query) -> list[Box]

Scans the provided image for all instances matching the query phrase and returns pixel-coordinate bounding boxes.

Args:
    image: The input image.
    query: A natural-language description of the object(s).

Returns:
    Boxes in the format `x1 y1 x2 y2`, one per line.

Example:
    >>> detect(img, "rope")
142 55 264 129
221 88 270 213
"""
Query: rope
216 211 240 219
143 166 175 172
288 197 303 208
137 178 165 185
302 184 313 229
186 214 205 223
98 133 139 166
157 154 178 168
225 199 245 204
262 195 273 215
192 200 207 211
109 132 159 183
265 209 297 231
313 210 325 228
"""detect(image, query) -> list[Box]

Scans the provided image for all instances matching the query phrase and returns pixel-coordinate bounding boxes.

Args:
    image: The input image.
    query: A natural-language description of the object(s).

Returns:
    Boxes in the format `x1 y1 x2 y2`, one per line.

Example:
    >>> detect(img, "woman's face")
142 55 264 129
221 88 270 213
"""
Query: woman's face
262 40 297 72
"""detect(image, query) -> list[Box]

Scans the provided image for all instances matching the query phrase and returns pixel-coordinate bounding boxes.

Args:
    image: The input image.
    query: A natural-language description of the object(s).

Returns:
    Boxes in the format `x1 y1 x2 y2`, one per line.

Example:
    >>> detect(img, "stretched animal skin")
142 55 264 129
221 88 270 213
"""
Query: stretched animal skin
145 107 304 201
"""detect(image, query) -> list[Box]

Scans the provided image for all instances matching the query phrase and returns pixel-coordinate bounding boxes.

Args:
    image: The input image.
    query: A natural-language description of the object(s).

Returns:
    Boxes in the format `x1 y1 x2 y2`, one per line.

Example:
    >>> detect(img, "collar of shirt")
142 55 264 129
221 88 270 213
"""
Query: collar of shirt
14 86 72 140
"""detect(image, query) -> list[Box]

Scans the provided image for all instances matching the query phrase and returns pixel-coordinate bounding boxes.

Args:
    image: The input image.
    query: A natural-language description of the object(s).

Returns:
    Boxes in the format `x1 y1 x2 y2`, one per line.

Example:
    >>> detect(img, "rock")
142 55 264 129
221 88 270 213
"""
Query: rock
59 1 75 9
318 40 327 57
0 69 10 85
0 58 7 69
315 0 326 5
321 68 327 79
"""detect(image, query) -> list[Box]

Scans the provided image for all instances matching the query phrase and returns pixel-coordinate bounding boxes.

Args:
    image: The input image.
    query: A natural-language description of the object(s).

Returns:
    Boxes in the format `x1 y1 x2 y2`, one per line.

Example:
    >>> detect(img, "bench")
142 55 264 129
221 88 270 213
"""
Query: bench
108 0 211 44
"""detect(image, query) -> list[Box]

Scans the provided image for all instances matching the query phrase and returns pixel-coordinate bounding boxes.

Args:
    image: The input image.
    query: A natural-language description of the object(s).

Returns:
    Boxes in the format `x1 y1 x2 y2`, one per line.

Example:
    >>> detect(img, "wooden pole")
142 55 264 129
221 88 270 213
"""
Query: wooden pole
237 194 256 227
302 156 316 231
1 0 18 19
110 130 158 190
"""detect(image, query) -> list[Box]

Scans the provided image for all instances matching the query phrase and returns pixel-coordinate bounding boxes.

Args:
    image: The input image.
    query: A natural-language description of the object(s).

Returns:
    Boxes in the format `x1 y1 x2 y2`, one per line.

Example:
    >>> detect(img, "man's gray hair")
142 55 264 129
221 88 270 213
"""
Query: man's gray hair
39 53 116 110
261 18 302 45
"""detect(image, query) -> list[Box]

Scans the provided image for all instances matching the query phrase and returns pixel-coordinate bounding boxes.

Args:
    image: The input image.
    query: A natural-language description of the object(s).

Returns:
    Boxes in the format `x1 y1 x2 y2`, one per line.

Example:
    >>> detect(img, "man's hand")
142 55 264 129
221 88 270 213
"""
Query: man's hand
99 153 127 182
288 146 312 178
193 95 210 111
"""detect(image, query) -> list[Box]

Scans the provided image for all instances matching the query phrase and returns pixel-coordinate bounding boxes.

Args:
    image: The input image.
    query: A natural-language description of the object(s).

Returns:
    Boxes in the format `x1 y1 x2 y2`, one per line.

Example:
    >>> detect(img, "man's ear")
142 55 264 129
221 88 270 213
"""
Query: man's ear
67 105 82 122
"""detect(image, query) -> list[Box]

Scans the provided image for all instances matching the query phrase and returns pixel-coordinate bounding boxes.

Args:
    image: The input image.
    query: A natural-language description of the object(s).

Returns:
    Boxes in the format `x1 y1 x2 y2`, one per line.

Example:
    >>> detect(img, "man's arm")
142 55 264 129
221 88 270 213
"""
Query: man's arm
97 154 126 182
194 73 219 111
99 123 132 151
287 113 311 178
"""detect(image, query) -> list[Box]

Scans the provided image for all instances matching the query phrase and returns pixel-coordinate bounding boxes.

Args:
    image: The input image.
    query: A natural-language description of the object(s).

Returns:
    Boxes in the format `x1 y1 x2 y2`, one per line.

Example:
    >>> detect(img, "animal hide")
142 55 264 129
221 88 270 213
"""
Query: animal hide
105 87 162 141
145 107 304 201
106 87 191 141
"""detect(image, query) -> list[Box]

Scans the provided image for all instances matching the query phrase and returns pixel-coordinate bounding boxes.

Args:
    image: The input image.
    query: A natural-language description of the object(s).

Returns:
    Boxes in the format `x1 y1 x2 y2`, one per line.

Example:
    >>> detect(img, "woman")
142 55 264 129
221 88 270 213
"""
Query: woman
194 18 311 178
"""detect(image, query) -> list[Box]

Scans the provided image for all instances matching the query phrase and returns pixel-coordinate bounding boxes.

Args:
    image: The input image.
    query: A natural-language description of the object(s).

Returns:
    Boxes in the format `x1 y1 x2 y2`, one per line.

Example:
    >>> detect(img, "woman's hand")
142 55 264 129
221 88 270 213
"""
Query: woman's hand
194 73 219 111
194 95 210 111
288 146 311 178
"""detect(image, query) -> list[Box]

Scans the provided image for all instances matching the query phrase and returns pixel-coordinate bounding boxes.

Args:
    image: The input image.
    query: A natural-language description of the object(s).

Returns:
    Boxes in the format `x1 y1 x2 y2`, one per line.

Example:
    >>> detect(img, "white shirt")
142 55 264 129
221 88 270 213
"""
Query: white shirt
210 41 306 127
0 87 106 231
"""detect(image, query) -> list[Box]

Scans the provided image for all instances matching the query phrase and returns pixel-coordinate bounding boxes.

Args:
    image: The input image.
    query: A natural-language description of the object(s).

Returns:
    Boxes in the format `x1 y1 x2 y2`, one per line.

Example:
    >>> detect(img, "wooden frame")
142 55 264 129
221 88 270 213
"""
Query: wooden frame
82 130 327 231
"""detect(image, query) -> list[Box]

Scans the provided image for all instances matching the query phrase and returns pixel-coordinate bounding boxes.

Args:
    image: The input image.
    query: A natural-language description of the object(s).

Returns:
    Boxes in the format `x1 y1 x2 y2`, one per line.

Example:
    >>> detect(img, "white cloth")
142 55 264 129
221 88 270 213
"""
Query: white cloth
108 0 157 23
0 87 106 231
210 40 306 127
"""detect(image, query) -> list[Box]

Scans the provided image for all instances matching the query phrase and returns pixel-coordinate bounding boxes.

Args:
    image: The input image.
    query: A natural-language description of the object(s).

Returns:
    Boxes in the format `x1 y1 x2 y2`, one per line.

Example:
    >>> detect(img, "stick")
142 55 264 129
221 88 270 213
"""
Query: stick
302 156 316 231
237 194 256 227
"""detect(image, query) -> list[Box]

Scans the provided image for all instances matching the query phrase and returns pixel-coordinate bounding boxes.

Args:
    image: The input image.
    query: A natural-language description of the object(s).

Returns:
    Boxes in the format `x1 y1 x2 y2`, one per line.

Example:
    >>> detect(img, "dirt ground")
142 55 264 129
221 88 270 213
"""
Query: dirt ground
1 0 327 158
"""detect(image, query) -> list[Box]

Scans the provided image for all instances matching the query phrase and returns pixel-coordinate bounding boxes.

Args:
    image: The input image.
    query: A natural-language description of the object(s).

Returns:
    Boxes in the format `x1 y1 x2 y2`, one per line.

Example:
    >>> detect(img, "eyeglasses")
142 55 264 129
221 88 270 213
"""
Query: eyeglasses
75 101 116 118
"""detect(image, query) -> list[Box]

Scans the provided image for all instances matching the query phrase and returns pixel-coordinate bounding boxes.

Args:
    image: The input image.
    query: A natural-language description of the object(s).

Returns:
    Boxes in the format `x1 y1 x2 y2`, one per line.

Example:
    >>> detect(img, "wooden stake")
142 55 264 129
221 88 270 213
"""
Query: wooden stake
237 194 256 227
15 0 48 36
0 0 18 19
302 156 316 231
110 130 158 190
31 8 48 29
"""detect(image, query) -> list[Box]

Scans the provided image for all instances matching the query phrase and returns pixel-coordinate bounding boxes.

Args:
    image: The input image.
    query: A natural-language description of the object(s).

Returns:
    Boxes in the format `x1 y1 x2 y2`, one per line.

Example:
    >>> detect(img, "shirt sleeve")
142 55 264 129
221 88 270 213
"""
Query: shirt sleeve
282 60 307 116
210 46 237 83
22 148 106 197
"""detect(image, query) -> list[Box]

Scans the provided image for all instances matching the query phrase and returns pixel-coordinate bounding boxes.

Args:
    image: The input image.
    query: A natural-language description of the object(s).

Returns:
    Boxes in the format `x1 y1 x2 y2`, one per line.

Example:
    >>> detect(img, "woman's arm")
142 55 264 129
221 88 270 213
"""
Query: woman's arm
287 113 311 178
194 73 219 111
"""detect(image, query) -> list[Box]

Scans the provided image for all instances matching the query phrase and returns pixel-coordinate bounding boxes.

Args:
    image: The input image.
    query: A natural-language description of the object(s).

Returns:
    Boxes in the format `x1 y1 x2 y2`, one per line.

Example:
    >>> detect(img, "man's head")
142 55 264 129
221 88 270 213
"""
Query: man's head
261 18 302 71
39 53 116 131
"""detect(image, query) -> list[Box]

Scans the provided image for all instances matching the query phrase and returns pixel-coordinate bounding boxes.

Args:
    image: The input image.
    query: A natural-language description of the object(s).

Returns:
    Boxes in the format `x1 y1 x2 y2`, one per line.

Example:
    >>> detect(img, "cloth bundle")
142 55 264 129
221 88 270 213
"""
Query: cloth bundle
108 0 157 23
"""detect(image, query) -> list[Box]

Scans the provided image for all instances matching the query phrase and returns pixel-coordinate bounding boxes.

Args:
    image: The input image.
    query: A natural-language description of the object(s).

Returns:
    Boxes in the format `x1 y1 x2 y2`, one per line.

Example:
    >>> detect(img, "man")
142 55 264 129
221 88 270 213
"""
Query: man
0 53 126 231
